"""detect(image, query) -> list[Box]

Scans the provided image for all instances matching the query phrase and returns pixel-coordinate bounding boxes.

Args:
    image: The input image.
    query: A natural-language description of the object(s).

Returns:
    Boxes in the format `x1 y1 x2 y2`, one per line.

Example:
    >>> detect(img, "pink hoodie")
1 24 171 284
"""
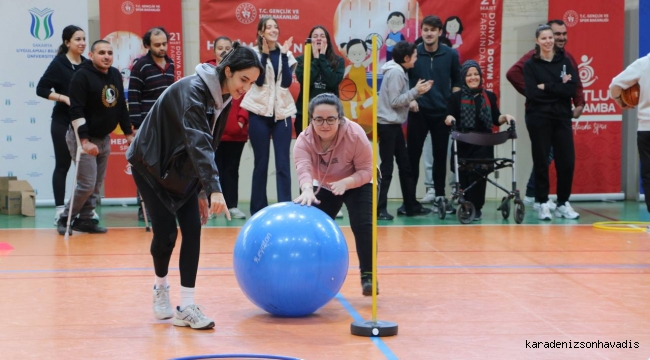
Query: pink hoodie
293 118 373 192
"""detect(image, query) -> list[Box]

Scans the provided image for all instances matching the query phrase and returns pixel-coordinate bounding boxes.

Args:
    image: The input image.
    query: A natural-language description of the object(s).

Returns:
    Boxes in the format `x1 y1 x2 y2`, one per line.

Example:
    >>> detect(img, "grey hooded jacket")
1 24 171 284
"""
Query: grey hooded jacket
377 60 420 125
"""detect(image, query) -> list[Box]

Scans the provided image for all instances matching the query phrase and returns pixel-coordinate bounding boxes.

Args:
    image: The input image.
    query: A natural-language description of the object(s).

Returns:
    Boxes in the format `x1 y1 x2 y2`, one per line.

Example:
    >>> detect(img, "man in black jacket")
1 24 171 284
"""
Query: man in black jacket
405 15 461 214
56 40 134 235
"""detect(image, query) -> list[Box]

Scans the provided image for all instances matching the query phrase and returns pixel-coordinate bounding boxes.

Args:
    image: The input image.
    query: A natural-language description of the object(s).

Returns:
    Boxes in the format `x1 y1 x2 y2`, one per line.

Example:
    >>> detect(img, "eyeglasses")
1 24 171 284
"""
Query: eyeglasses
312 116 339 126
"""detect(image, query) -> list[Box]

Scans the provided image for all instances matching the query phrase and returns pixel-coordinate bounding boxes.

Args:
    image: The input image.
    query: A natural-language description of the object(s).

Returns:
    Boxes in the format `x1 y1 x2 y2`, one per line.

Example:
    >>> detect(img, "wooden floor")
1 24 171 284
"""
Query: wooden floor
1 220 650 359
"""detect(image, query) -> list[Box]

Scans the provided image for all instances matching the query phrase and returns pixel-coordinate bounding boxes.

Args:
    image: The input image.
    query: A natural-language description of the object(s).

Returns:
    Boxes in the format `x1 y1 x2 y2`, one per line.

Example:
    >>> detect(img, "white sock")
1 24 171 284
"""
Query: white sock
179 286 195 310
55 205 65 215
154 276 168 289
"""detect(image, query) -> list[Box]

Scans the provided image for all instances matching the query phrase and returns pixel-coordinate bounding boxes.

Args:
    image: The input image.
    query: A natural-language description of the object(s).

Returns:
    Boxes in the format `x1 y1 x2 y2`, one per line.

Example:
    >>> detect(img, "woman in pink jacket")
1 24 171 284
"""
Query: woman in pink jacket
293 93 376 296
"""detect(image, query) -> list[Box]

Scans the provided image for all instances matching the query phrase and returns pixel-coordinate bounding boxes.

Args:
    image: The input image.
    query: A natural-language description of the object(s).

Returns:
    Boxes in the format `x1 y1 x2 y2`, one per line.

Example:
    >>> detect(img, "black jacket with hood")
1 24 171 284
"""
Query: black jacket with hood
68 60 132 139
126 63 232 212
36 54 86 125
523 50 577 118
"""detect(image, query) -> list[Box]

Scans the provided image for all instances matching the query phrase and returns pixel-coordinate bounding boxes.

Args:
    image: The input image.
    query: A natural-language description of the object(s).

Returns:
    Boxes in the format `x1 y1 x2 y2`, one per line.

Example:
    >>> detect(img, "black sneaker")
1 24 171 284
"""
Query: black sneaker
71 218 108 233
396 205 406 216
377 211 394 220
361 273 379 296
56 217 69 236
406 206 433 217
473 210 482 221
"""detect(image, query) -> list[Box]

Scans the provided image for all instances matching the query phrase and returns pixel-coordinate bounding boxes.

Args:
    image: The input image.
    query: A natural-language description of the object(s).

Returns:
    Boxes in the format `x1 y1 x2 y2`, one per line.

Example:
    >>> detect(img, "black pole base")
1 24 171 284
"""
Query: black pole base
350 320 398 337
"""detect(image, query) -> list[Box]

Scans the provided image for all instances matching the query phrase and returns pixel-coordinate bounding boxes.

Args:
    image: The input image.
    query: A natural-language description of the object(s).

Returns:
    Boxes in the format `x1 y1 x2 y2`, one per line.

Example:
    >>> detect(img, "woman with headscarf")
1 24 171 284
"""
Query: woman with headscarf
445 60 515 220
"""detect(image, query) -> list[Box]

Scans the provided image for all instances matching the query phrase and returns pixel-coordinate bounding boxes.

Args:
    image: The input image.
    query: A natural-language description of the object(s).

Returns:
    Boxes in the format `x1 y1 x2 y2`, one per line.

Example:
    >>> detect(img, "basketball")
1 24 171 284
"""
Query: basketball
338 78 358 101
621 83 640 107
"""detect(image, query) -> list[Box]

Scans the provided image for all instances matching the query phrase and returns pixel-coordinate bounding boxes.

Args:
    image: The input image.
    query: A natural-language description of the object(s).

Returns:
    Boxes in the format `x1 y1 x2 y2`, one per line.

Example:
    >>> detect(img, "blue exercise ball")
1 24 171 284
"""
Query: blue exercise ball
233 202 349 317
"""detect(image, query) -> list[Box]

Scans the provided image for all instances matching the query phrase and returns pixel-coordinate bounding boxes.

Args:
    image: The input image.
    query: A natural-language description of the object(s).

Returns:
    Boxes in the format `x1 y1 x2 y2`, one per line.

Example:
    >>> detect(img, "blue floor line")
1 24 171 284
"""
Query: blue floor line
335 293 399 360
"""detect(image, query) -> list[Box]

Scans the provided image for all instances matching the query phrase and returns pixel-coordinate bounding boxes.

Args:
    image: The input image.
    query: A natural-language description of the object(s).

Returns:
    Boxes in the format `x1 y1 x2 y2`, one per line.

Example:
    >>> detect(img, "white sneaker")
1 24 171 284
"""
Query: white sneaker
229 207 246 219
538 203 552 220
207 212 216 220
152 285 174 320
173 304 215 330
554 201 579 219
91 210 100 224
336 210 344 218
533 199 557 211
523 196 535 204
420 188 435 204
53 206 65 226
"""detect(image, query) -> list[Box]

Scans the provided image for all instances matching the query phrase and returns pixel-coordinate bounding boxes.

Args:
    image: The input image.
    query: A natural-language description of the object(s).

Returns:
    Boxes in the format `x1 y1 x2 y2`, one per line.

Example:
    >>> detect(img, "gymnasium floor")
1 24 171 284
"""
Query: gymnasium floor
1 200 649 359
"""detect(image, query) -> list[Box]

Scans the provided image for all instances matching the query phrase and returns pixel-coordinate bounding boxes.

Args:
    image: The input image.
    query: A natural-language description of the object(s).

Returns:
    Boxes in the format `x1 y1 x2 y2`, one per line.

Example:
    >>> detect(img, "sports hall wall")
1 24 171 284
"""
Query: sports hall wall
1 0 641 205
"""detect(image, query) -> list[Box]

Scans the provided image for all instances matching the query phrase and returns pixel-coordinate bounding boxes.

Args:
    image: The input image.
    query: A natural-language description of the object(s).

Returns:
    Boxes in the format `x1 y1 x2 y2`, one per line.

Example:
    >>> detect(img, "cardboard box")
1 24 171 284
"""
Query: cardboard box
0 177 36 216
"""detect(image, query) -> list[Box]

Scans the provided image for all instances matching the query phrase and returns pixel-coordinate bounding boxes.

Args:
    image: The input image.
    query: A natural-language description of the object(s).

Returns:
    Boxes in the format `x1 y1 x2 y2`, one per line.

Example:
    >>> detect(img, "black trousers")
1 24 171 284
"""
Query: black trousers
377 124 418 212
407 111 450 197
51 121 72 206
638 131 650 212
132 171 202 288
454 142 494 212
215 141 246 208
525 114 575 204
314 183 373 274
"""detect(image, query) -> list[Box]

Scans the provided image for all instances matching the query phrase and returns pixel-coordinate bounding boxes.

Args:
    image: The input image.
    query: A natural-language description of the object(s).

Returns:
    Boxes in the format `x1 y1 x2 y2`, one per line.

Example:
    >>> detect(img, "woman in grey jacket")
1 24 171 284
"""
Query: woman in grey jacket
127 43 262 330
376 41 433 220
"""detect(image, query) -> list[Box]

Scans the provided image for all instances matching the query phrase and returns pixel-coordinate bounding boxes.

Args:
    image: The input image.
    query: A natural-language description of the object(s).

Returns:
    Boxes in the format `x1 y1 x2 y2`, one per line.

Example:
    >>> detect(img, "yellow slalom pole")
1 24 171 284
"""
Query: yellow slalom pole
302 40 312 131
370 35 379 322
350 34 398 338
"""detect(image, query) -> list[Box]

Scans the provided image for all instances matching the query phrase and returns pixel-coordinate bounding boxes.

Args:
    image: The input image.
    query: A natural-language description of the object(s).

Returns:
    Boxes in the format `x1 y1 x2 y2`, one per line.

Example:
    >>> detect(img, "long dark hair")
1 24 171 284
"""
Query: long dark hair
57 25 84 56
216 42 264 87
256 16 278 53
533 24 553 60
308 25 338 70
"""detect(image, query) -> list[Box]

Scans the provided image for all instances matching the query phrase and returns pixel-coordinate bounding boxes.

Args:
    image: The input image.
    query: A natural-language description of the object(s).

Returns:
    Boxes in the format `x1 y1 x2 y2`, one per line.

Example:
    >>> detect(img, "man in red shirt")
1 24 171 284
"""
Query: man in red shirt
506 19 584 206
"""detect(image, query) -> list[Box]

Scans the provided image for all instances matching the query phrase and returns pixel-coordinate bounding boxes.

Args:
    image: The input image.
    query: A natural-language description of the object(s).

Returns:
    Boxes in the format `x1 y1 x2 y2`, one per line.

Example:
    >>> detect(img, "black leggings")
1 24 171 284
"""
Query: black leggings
132 171 202 288
51 121 72 206
314 183 373 274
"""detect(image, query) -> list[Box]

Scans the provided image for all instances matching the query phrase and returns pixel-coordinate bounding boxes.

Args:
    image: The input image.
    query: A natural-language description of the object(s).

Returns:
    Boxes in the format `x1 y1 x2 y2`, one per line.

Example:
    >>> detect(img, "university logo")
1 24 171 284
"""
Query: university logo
563 10 579 27
30 118 36 124
578 55 598 87
28 8 55 40
7 171 13 177
29 81 35 88
236 3 257 25
121 1 135 15
31 153 37 160
5 99 10 105
6 136 11 142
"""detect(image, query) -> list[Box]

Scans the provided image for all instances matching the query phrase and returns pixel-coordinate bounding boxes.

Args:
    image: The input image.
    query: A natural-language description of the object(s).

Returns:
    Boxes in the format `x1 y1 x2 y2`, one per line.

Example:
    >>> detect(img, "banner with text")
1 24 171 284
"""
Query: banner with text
548 0 624 195
0 1 87 203
200 0 502 133
100 0 183 199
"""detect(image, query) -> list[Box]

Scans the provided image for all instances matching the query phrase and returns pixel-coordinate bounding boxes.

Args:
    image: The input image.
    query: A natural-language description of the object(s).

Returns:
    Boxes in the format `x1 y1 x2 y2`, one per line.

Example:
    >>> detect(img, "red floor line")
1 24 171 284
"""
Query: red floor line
7 249 650 257
1 271 648 280
574 206 620 221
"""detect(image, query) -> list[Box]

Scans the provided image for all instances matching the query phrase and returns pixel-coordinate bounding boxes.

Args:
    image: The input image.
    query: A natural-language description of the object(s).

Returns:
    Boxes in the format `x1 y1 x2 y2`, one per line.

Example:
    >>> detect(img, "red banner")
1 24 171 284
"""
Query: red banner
99 0 183 199
548 0 624 195
200 0 502 133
